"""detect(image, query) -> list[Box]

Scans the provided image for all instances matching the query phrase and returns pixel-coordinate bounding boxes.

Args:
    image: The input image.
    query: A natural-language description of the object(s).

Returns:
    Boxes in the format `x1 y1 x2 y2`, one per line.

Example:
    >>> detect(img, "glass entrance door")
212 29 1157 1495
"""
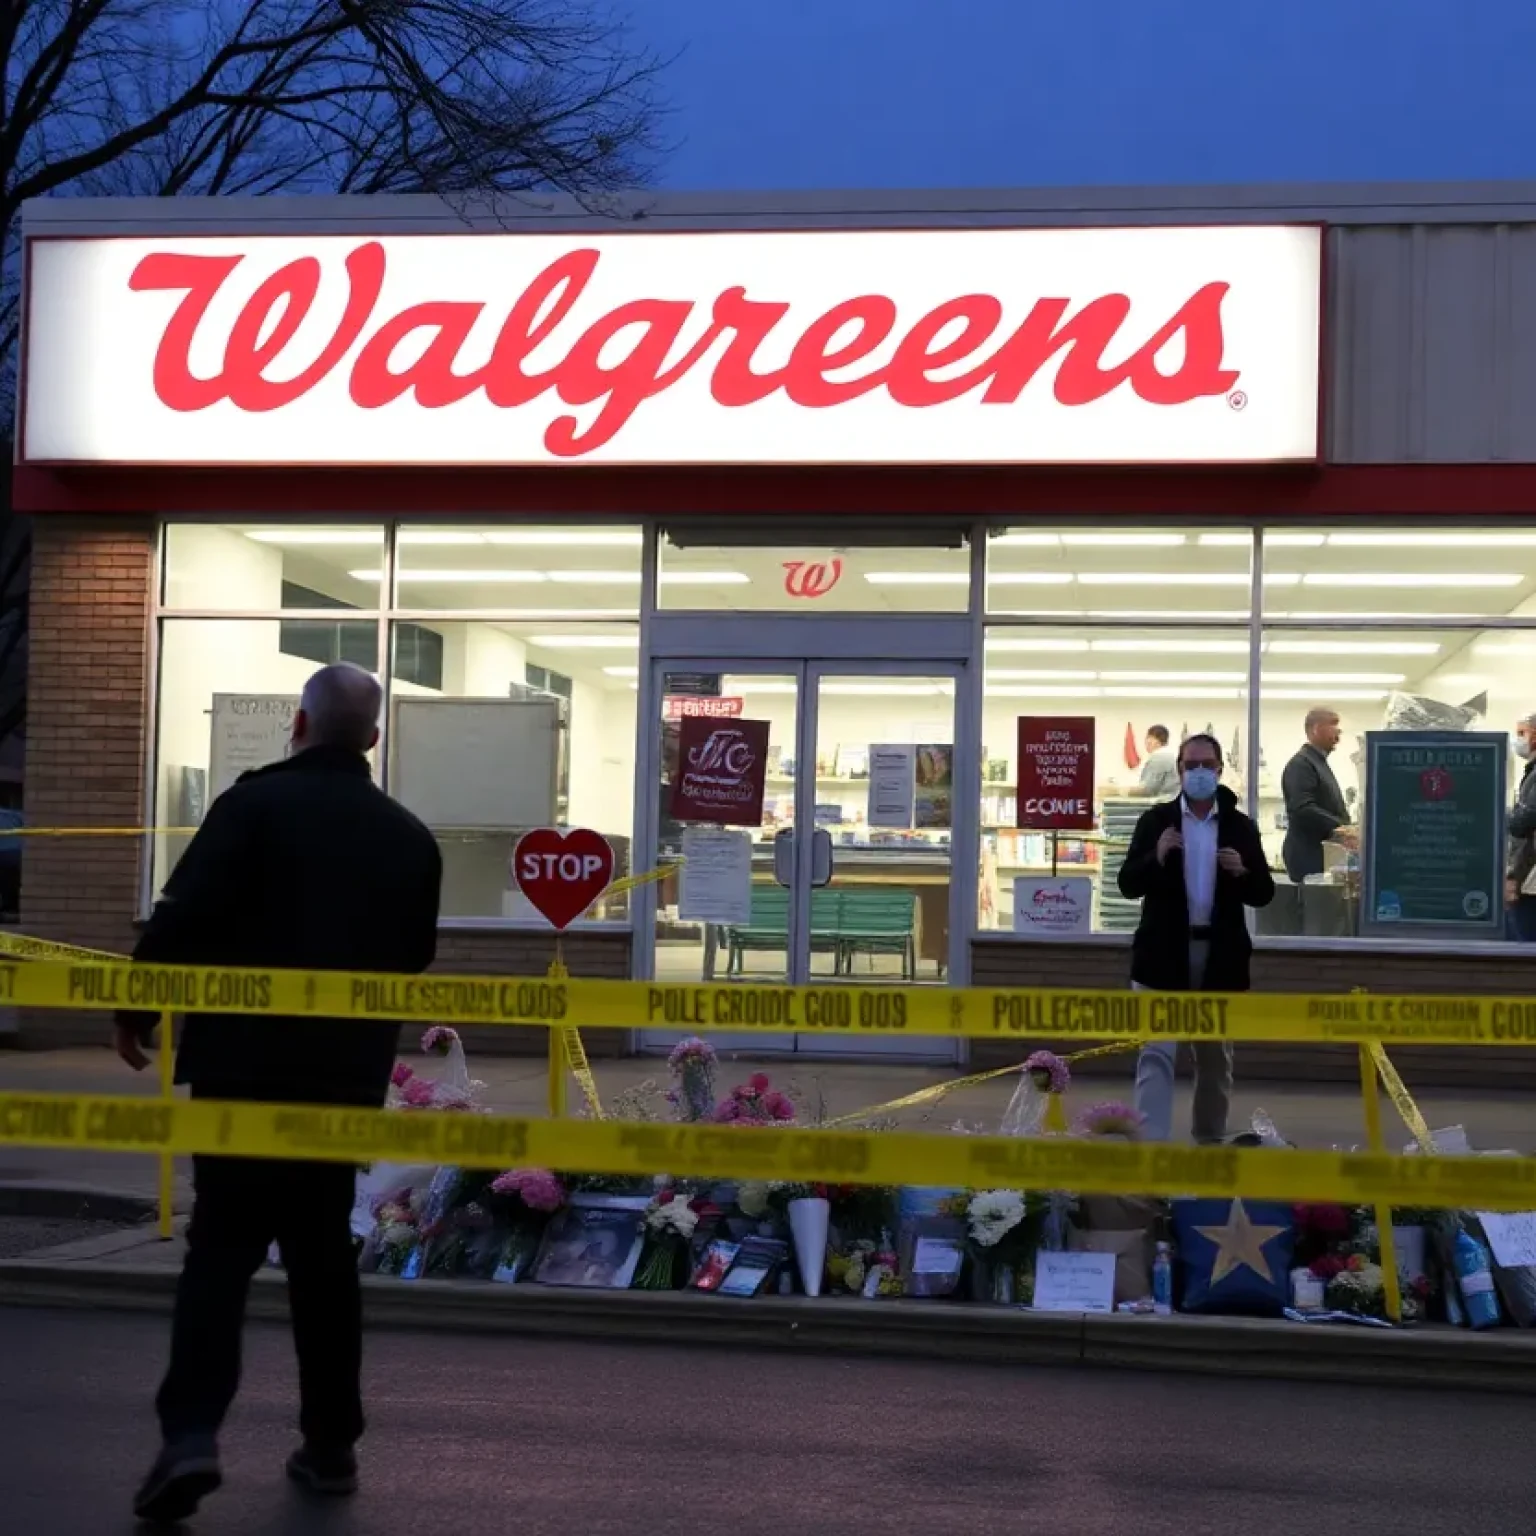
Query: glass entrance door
638 657 969 1062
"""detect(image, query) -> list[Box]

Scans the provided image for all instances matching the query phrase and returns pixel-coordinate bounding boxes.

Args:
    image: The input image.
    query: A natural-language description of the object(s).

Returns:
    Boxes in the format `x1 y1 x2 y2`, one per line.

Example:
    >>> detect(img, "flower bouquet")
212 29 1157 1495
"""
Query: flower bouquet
368 1196 422 1277
829 1237 903 1298
713 1072 796 1125
999 1051 1071 1139
633 1189 701 1289
486 1167 568 1283
948 1188 1047 1304
667 1037 718 1122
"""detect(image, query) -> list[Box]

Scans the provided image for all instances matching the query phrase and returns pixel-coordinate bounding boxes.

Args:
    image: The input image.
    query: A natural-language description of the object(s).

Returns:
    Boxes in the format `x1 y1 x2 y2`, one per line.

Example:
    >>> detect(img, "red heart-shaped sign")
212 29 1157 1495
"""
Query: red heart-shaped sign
512 828 616 930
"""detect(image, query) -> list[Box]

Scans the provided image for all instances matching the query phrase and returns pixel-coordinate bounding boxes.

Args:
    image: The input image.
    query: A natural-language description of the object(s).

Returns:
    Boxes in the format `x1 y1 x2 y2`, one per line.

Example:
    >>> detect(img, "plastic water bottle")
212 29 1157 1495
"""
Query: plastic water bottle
1152 1241 1173 1315
1454 1228 1502 1330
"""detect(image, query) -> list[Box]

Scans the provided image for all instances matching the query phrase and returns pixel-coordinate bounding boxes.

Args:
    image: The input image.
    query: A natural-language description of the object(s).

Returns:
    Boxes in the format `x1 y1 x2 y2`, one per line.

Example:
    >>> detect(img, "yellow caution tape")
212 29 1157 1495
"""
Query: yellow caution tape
12 956 1536 1049
1370 1043 1441 1154
3 1090 1535 1209
0 931 133 964
559 1028 604 1120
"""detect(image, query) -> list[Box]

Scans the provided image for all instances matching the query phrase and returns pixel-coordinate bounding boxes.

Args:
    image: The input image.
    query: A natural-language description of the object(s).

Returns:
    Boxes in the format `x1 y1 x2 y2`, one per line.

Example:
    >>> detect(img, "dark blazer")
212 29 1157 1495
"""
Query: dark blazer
123 745 442 1107
1508 758 1536 885
1117 786 1276 991
1280 743 1349 881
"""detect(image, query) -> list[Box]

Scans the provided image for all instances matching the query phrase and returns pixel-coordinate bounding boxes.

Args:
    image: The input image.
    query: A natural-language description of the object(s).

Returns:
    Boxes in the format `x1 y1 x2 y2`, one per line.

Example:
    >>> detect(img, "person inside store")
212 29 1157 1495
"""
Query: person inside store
115 662 443 1525
1280 707 1356 882
1134 724 1181 798
1117 733 1275 1143
1506 712 1536 941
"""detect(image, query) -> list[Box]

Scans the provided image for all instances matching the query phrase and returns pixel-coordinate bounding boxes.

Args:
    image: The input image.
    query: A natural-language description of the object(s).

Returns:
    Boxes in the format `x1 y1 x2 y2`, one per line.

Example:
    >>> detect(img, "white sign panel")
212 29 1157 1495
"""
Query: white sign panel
1031 1250 1117 1314
1475 1212 1536 1270
22 226 1321 466
209 694 296 801
1013 876 1094 939
678 827 753 924
867 744 917 829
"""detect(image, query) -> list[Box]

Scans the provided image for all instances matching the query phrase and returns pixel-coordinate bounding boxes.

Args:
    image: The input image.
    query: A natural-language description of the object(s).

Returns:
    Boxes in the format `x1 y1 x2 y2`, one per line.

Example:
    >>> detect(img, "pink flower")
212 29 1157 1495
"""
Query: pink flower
668 1037 717 1071
748 1072 771 1093
401 1077 437 1108
1073 1100 1146 1139
1024 1051 1070 1095
765 1092 795 1121
490 1168 565 1212
421 1026 460 1056
390 1062 414 1088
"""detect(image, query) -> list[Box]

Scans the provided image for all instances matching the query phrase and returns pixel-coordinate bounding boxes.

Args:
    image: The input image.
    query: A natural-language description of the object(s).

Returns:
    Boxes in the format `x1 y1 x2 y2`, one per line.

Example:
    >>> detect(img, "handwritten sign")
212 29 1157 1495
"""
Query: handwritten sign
1016 717 1095 831
1031 1249 1117 1313
1476 1211 1536 1270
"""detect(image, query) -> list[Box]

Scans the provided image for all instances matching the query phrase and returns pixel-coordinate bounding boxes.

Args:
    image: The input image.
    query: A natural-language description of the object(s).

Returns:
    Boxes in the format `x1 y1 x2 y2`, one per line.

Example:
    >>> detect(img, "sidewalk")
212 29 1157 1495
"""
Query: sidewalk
0 1045 1529 1208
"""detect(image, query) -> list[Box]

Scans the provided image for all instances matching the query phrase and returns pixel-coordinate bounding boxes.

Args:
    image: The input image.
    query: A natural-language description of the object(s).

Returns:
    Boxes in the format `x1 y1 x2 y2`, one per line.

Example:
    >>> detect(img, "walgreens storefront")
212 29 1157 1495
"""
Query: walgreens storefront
14 182 1536 1086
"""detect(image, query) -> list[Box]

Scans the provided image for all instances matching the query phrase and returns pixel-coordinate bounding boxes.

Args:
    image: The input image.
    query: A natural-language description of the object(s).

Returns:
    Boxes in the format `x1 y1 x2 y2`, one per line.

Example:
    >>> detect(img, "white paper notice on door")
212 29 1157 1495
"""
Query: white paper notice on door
678 828 753 924
1013 877 1094 939
867 744 916 829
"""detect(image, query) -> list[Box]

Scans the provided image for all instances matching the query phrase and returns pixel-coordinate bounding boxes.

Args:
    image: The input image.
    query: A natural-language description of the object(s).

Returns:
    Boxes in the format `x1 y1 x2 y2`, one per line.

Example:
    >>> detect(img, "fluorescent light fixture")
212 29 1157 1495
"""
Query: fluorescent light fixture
990 533 1061 547
659 571 750 585
1083 609 1251 621
985 638 1092 653
1301 573 1522 588
1326 532 1536 548
1266 640 1439 655
351 569 545 582
1263 688 1392 701
546 570 641 584
603 666 639 678
396 532 487 546
864 572 971 585
733 681 797 694
1472 640 1536 655
525 635 637 649
1091 639 1248 653
1061 533 1187 547
821 683 952 696
486 531 642 546
1096 671 1246 683
1262 671 1406 684
983 572 1076 586
985 685 1103 697
248 530 381 545
1200 532 1323 547
1100 686 1242 699
986 669 1099 681
1077 572 1285 587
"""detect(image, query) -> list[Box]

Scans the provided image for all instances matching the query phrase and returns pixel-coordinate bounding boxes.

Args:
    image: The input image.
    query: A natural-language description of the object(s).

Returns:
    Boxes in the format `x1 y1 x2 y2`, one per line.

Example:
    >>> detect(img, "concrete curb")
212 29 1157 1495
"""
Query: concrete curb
4 1250 1536 1393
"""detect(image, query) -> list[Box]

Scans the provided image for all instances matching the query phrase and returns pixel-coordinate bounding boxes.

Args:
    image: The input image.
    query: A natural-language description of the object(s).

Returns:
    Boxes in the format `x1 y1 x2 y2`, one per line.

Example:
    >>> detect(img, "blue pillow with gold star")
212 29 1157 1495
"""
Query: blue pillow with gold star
1172 1198 1294 1316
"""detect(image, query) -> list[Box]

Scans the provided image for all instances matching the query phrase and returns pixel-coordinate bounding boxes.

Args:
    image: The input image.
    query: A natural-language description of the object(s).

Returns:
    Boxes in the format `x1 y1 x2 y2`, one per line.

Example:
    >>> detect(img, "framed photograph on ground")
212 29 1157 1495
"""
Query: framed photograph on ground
532 1196 647 1289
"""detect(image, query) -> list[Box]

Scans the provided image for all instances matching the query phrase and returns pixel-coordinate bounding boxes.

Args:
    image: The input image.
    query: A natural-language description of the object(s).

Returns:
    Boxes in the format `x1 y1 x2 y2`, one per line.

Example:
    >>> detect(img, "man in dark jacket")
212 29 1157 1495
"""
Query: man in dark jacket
1117 733 1275 1143
1280 708 1355 882
121 664 442 1524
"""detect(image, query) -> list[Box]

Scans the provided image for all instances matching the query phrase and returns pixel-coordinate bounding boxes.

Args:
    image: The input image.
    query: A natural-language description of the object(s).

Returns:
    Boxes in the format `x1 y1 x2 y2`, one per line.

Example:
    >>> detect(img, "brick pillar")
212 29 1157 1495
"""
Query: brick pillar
18 518 155 1044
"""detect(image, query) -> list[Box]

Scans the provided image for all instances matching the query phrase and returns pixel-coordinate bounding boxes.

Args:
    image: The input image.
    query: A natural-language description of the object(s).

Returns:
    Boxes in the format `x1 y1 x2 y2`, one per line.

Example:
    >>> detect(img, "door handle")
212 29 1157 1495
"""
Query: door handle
773 827 794 888
810 827 833 888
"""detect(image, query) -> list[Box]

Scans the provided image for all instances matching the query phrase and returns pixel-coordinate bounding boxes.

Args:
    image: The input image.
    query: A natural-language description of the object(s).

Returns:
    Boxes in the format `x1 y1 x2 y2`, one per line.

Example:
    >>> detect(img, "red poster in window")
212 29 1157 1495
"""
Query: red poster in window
671 716 770 826
1016 717 1096 831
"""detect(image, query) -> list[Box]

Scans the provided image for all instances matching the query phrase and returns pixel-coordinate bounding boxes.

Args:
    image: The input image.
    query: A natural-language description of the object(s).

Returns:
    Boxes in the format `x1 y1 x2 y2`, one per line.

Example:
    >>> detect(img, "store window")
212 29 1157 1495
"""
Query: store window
987 526 1252 618
979 625 1252 935
657 536 971 612
162 524 383 610
389 524 643 616
385 621 638 921
153 522 642 927
153 617 380 897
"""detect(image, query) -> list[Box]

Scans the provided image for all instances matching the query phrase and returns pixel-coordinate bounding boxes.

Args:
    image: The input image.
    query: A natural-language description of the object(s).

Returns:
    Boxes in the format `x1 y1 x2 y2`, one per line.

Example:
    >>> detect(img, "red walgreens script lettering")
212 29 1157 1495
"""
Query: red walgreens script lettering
128 243 1242 458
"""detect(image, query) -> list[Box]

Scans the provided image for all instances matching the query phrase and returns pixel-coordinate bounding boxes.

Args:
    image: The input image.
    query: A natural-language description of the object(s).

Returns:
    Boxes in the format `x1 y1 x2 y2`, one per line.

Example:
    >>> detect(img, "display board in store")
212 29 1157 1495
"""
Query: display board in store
1016 717 1096 831
1361 731 1506 939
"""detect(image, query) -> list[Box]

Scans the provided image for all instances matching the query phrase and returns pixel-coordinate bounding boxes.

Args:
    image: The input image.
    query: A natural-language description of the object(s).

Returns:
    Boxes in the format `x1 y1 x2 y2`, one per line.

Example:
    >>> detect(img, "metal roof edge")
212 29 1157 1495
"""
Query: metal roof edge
23 180 1536 236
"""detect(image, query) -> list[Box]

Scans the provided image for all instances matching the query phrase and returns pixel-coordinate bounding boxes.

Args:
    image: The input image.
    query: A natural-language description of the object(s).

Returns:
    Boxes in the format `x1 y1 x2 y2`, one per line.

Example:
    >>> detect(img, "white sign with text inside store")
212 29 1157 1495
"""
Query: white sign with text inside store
23 226 1320 466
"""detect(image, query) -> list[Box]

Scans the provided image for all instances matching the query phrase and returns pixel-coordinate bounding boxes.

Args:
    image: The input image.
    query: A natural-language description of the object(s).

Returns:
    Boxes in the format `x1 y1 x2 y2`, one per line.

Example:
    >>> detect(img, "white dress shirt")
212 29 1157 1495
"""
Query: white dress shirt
1181 796 1220 926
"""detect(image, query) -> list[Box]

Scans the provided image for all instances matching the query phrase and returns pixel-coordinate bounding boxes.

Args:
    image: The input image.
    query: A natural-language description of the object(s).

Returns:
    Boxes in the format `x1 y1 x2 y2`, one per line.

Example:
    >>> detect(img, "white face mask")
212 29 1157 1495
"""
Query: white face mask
1517 736 1533 761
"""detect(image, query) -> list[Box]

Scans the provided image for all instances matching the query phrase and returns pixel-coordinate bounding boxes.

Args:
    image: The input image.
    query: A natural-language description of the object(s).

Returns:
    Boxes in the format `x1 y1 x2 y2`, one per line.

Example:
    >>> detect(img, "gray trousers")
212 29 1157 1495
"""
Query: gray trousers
1131 940 1234 1145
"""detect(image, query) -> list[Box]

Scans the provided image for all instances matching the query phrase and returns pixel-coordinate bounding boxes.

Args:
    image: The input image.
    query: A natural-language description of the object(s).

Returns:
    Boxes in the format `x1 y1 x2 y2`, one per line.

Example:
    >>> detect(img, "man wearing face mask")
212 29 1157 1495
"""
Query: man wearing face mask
115 664 442 1524
1506 714 1536 941
1118 734 1275 1143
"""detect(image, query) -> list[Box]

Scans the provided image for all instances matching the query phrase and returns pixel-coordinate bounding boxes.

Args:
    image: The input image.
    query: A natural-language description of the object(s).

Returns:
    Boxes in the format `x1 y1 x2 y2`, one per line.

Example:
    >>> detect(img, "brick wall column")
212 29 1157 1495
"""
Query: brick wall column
18 517 155 1044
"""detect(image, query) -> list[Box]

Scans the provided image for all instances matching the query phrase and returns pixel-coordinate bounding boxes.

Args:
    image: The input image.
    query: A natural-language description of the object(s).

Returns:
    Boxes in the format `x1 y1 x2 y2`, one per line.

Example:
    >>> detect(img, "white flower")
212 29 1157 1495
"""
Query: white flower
647 1201 699 1241
737 1181 772 1218
967 1189 1027 1249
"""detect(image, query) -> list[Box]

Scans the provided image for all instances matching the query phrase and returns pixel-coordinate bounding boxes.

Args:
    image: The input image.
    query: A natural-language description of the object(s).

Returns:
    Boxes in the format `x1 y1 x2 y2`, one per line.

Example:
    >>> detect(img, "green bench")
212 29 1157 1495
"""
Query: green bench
721 888 918 980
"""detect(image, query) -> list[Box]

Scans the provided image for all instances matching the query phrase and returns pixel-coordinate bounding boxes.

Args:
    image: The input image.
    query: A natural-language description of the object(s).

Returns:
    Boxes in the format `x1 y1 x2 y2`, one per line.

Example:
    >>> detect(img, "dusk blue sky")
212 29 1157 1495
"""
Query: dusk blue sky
643 0 1536 189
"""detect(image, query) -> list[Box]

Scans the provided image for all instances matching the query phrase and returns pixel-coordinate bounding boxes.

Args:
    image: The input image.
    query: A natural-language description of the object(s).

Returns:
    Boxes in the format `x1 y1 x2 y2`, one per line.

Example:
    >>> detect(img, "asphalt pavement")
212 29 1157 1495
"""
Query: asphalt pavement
3 1308 1532 1534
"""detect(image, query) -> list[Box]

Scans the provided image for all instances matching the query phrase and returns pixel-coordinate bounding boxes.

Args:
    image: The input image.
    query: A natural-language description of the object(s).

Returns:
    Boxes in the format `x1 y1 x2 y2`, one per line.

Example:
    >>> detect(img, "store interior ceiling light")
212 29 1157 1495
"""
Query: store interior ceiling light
603 666 639 677
1090 638 1248 653
986 669 1100 681
862 572 973 585
525 635 638 648
1326 532 1536 548
249 530 381 545
485 531 642 546
821 682 953 696
1265 639 1440 655
991 533 1189 547
1200 532 1324 547
984 638 1093 652
1300 572 1522 588
1075 572 1274 587
350 568 545 582
1096 670 1247 683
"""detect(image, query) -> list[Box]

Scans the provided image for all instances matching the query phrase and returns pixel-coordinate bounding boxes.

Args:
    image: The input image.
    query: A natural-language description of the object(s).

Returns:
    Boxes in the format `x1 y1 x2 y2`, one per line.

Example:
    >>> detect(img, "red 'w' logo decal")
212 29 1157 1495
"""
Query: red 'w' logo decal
783 559 842 599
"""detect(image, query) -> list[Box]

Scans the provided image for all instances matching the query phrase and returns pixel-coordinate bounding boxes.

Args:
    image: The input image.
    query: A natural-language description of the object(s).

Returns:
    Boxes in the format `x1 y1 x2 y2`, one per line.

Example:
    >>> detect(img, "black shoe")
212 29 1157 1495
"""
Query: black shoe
286 1444 358 1498
133 1436 222 1524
